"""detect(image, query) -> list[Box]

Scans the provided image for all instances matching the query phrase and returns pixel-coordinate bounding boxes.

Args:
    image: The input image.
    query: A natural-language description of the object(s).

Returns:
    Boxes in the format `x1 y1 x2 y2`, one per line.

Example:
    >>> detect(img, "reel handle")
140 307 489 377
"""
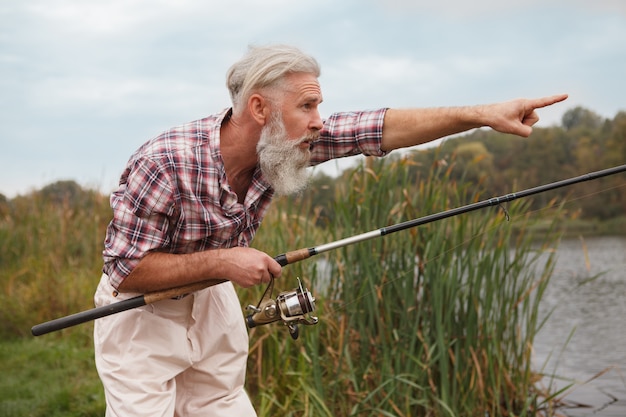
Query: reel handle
245 278 318 339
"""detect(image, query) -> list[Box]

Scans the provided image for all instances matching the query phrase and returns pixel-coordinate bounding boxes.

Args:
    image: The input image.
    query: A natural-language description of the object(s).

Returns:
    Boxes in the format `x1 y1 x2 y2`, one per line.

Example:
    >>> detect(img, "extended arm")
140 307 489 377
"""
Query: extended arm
380 94 568 152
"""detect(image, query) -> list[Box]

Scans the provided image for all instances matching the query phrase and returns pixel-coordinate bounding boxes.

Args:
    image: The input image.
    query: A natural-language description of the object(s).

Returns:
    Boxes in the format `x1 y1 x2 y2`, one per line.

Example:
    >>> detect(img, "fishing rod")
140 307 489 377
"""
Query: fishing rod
31 163 626 338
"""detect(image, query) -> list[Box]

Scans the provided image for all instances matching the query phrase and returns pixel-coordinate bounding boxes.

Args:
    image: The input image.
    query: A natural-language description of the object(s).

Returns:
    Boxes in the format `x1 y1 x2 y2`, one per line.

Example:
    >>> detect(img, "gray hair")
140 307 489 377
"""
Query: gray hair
226 44 321 113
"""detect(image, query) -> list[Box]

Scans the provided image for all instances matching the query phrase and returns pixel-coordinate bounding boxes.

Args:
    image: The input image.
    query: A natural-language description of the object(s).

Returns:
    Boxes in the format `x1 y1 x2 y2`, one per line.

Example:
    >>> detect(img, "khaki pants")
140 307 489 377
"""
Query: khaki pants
94 274 256 417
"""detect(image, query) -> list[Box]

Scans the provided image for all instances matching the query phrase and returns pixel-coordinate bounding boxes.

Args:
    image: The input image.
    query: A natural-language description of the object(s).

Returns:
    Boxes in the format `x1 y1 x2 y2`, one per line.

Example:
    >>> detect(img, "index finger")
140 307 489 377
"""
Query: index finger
529 93 569 109
268 256 283 277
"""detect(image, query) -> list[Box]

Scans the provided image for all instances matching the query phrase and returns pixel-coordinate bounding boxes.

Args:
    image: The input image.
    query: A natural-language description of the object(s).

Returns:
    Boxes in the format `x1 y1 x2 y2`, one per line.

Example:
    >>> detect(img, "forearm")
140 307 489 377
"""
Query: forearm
117 250 228 293
380 106 485 152
380 94 569 151
116 246 281 293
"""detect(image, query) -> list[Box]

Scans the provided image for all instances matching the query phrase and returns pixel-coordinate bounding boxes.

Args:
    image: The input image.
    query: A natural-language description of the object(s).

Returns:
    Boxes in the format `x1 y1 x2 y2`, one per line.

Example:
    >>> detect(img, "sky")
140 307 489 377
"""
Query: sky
1 0 625 198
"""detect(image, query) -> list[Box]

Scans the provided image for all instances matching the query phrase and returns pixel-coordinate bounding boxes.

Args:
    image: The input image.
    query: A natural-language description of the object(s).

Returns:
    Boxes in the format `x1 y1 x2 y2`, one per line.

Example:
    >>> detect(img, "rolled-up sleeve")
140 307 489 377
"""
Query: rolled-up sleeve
102 156 176 289
310 108 388 165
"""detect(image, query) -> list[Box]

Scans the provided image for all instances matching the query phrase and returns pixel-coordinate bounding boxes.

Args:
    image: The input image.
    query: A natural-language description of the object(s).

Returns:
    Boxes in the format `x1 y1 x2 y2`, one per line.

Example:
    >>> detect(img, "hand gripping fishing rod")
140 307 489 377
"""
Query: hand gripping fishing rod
31 163 626 338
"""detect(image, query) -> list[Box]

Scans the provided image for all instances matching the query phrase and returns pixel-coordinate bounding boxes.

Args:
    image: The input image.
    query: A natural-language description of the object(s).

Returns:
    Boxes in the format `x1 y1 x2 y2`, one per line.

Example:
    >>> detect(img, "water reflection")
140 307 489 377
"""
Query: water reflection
533 236 626 415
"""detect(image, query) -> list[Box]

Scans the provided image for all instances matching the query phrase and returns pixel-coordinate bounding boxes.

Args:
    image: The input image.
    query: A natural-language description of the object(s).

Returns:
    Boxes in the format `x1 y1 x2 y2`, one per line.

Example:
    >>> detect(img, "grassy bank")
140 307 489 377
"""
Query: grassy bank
0 333 104 417
1 160 570 416
526 215 626 237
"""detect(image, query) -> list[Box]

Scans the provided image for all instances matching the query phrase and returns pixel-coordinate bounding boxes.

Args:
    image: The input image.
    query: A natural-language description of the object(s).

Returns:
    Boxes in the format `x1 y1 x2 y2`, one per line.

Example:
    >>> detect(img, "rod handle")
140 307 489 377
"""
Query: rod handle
31 296 146 336
143 279 227 304
31 279 227 336
274 248 313 266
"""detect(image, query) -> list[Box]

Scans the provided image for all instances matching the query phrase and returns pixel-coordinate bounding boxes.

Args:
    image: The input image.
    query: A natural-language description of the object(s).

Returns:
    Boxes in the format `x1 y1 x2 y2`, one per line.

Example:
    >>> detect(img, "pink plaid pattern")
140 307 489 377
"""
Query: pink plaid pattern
103 107 387 288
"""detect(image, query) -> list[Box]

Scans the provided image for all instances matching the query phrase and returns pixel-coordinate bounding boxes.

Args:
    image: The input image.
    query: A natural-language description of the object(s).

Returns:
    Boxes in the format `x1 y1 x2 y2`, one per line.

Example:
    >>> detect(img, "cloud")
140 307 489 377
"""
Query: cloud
22 0 333 40
379 0 539 17
570 0 626 15
380 0 626 18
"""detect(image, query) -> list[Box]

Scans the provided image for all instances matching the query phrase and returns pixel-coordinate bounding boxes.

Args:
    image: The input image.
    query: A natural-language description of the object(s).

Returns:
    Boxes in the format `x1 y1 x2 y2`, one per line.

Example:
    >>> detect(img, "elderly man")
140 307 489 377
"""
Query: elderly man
93 44 567 416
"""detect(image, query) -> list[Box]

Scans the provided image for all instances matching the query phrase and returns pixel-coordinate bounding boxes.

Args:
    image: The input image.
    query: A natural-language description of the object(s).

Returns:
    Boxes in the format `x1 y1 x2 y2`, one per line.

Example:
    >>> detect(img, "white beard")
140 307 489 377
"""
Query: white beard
257 114 316 196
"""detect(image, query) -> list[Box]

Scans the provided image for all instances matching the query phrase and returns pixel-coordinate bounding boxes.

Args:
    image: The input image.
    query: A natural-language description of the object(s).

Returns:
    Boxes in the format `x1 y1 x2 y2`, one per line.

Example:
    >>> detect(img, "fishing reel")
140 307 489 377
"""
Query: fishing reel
245 277 318 340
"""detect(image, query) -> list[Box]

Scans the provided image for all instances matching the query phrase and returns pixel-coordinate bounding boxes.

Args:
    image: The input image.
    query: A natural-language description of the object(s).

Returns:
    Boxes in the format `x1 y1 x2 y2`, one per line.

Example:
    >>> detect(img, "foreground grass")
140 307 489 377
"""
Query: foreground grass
0 331 104 417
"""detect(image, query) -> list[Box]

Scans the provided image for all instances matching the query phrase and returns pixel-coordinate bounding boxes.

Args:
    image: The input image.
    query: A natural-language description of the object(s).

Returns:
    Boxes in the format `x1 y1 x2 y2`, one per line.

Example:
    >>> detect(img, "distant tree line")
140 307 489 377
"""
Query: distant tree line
0 180 104 216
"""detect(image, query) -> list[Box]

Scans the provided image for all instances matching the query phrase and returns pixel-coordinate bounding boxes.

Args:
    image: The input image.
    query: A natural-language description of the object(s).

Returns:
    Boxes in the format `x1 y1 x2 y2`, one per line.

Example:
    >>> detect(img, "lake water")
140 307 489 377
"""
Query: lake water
532 236 626 416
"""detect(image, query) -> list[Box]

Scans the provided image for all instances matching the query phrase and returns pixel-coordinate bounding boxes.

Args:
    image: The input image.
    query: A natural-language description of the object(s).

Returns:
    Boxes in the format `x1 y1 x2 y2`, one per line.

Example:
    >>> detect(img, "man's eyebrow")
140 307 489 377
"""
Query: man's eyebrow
304 96 323 103
301 93 323 104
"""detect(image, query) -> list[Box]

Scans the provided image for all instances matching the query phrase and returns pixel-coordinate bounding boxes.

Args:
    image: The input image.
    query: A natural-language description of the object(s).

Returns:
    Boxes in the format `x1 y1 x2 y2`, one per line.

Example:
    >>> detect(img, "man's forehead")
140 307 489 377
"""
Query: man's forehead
283 73 322 97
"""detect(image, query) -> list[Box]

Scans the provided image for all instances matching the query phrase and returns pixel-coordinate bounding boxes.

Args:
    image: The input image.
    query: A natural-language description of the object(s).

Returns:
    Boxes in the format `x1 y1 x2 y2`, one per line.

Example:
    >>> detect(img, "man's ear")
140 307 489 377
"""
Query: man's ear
248 93 271 126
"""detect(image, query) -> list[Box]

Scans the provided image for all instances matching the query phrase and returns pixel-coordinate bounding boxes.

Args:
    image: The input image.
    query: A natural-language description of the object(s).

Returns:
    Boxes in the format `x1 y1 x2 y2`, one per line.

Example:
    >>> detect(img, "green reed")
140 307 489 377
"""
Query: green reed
246 157 563 416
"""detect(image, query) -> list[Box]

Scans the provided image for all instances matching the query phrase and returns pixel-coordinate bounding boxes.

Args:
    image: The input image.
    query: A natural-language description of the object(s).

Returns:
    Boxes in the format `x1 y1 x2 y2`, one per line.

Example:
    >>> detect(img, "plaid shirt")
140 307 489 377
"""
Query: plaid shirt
103 107 388 289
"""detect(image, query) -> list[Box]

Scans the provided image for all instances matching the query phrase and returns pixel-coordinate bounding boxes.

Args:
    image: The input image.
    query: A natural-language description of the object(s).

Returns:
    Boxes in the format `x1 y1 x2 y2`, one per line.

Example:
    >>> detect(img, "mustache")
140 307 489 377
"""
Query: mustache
296 132 321 147
258 131 320 152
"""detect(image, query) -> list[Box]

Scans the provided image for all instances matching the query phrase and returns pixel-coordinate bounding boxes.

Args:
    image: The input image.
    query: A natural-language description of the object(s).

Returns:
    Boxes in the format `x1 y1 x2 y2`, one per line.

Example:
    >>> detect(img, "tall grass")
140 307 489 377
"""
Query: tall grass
245 157 564 416
0 189 110 339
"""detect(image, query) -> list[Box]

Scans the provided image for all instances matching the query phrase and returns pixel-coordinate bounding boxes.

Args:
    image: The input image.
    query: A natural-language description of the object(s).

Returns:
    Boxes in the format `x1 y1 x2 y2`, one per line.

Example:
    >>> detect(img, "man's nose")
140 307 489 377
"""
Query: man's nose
310 111 323 131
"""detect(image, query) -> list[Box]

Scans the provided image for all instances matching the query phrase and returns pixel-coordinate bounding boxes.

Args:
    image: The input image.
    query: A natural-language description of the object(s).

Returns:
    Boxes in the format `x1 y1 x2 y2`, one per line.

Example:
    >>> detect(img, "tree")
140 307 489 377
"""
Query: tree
562 106 604 131
38 180 88 206
0 193 8 219
453 141 495 186
605 111 626 166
